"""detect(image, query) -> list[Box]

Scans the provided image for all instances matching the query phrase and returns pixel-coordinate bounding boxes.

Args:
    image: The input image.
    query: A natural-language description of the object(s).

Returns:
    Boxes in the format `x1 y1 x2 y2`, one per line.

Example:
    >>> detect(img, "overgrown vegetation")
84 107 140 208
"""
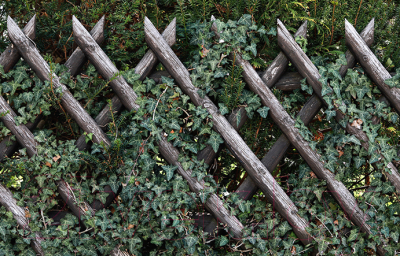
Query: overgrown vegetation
1 0 400 255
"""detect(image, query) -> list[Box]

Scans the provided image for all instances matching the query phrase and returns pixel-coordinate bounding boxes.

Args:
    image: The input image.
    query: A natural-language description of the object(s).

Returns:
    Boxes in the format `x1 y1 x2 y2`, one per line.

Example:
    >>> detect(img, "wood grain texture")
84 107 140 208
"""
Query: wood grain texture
277 19 387 255
0 15 36 73
72 16 245 239
0 95 38 157
65 16 106 76
7 16 110 147
0 115 42 161
278 18 400 196
345 19 400 114
74 18 176 151
56 180 95 224
0 17 106 159
0 184 44 255
274 72 303 91
231 36 373 250
72 15 139 111
145 17 312 243
261 21 307 88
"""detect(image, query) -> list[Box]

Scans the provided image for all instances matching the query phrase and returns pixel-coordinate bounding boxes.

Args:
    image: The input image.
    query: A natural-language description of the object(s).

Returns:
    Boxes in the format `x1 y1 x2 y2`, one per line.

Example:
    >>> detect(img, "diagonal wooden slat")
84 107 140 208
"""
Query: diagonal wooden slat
7 16 111 147
277 19 387 255
0 15 36 73
144 16 313 244
0 185 44 255
3 16 128 256
0 16 106 161
75 18 177 151
72 15 246 239
278 19 400 195
211 18 384 253
345 19 400 115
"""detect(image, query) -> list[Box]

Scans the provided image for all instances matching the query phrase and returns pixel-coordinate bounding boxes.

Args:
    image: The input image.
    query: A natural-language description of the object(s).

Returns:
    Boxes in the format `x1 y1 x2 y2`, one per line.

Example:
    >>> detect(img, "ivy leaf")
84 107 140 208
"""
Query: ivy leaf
325 109 336 120
369 152 380 164
267 27 277 36
347 135 361 145
168 119 181 130
96 218 109 231
257 106 270 118
219 236 229 247
207 131 224 152
123 69 140 84
237 14 252 26
245 42 257 57
353 156 365 169
184 235 198 248
162 165 178 181
300 77 313 94
218 103 229 115
321 83 332 96
197 89 206 98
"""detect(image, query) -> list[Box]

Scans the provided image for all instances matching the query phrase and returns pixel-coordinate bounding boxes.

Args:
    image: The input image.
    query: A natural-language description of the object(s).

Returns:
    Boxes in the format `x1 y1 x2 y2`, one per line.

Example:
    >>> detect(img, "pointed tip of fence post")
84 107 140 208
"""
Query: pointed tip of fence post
24 14 37 40
211 15 216 21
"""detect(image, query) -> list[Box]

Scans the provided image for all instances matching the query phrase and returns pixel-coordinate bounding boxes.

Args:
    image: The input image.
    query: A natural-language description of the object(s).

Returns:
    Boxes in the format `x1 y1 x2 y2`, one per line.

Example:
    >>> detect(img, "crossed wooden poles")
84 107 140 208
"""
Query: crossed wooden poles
0 15 398 255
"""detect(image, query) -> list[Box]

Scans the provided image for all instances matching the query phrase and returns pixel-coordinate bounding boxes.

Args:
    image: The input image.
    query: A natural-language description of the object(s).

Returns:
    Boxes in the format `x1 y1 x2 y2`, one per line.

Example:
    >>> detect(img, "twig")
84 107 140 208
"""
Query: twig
153 86 169 120
311 212 333 237
41 209 47 230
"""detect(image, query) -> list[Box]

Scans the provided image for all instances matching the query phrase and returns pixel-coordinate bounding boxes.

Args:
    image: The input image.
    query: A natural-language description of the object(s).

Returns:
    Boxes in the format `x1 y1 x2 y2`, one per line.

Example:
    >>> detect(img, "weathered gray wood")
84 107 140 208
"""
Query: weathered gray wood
0 17 107 159
197 107 248 165
278 18 400 196
72 16 245 238
274 72 303 91
0 95 38 157
7 16 110 147
145 17 312 243
72 15 139 112
0 115 42 161
0 15 36 73
261 21 307 88
56 180 95 223
277 19 387 255
345 19 400 115
65 16 106 77
229 30 374 252
0 184 44 255
74 19 177 151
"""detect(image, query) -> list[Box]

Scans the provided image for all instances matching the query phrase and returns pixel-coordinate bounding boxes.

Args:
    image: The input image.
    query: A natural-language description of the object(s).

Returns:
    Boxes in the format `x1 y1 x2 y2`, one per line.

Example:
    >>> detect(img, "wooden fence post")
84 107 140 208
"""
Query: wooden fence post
277 18 388 255
7 16 111 147
144 16 314 244
278 18 400 195
72 15 246 239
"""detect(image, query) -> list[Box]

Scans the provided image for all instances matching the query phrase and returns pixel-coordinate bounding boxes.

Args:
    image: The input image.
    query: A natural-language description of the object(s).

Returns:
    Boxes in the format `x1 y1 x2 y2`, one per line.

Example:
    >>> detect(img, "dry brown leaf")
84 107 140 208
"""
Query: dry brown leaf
201 45 210 58
338 150 344 158
45 162 52 168
334 220 339 225
291 246 296 254
135 181 140 186
110 207 115 214
350 118 363 129
310 172 317 178
127 224 135 230
53 155 61 162
170 130 174 134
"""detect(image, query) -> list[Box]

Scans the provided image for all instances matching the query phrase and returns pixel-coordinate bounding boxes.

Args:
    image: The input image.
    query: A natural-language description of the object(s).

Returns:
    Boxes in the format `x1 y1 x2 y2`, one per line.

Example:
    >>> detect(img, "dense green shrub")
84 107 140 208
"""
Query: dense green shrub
1 1 400 255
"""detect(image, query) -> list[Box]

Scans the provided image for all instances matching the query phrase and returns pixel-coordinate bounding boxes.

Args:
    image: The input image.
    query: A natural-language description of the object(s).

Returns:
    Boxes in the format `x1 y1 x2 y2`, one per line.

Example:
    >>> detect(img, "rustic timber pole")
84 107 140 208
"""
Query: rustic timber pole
144 17 313 244
74 18 177 151
73 16 246 239
345 19 400 115
211 18 379 251
0 15 36 73
0 185 44 255
278 18 400 196
7 16 111 147
277 19 388 255
0 16 106 161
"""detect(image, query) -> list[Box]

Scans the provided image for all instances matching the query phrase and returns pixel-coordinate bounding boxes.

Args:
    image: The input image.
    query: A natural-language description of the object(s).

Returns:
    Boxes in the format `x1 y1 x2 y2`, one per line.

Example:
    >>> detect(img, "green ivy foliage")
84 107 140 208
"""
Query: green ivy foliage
1 9 400 256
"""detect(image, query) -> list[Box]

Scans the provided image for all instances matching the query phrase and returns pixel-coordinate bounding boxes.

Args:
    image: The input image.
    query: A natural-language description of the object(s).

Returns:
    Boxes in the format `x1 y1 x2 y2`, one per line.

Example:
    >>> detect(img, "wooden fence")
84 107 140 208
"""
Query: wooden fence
0 15 399 255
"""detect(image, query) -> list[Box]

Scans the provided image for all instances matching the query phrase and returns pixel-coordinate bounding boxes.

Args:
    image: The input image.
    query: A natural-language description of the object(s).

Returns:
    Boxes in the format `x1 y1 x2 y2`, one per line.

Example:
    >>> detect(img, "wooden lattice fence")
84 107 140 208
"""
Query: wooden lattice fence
0 15 399 256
